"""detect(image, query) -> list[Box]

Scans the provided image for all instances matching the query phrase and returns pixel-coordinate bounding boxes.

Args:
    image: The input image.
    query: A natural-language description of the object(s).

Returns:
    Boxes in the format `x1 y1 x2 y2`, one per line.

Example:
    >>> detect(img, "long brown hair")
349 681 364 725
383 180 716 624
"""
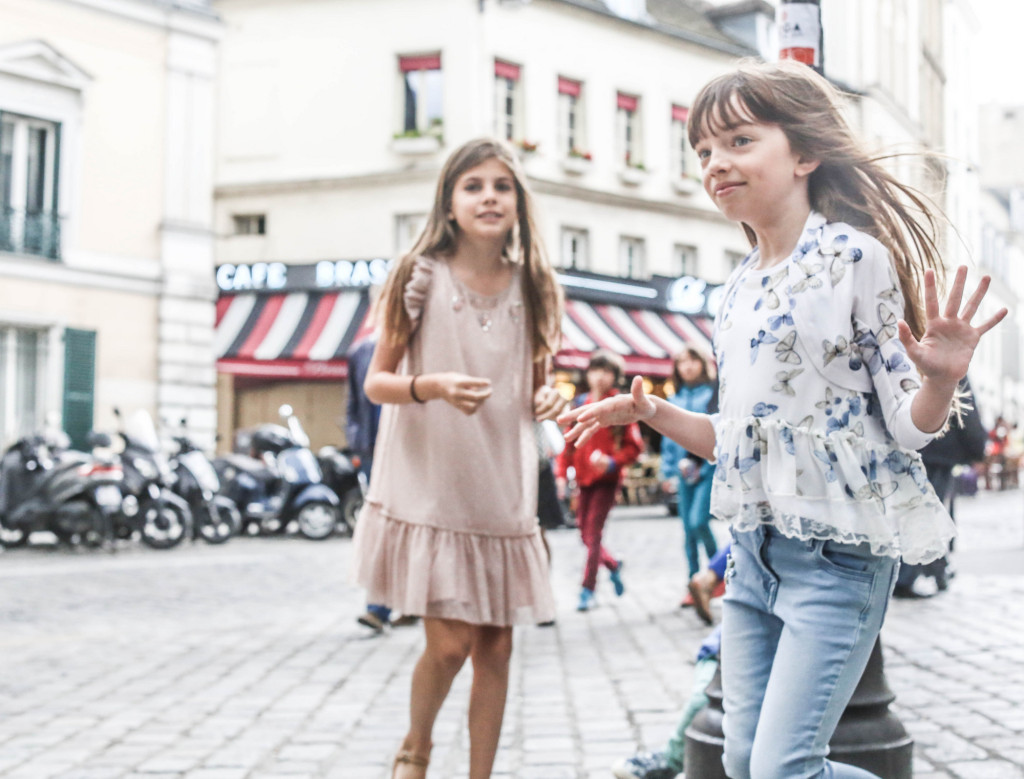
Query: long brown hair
379 138 562 361
671 346 715 388
688 59 944 340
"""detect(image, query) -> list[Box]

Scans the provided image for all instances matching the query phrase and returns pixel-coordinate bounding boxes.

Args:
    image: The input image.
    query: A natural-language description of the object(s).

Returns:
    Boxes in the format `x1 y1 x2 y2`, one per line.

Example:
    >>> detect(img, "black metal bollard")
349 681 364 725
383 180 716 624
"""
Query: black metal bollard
684 638 912 778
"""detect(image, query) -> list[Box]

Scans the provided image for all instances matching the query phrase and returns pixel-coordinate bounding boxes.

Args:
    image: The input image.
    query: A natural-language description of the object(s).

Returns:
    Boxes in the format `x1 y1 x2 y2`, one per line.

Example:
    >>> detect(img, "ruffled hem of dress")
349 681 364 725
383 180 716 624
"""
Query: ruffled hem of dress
350 500 556 626
712 417 956 565
403 255 436 326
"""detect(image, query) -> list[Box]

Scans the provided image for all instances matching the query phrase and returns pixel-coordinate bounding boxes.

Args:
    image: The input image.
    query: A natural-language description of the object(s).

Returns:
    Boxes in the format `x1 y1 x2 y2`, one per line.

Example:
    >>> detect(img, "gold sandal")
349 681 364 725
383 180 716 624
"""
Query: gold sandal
392 749 429 778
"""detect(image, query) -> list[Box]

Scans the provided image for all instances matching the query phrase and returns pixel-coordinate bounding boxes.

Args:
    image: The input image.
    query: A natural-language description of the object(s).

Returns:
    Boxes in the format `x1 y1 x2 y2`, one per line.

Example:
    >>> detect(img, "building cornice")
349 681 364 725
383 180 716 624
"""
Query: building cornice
51 0 222 40
542 0 755 57
215 168 442 198
0 253 163 296
215 167 732 224
527 177 728 221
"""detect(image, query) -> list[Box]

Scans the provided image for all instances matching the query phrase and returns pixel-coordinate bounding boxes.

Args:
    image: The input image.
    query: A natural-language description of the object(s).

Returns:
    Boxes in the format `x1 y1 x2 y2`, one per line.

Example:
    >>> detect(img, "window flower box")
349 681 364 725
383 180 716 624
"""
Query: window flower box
562 149 592 174
673 176 701 195
619 166 647 186
391 133 442 156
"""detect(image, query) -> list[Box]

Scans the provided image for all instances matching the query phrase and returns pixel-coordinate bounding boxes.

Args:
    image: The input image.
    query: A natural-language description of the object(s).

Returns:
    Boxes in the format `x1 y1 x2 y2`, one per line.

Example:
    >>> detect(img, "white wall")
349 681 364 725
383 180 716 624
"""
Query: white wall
214 0 750 283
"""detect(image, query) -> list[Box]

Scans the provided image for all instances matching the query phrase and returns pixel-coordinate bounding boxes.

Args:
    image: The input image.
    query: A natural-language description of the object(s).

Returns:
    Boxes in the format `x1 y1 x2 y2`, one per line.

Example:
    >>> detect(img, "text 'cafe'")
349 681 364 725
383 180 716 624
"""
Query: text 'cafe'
214 259 721 450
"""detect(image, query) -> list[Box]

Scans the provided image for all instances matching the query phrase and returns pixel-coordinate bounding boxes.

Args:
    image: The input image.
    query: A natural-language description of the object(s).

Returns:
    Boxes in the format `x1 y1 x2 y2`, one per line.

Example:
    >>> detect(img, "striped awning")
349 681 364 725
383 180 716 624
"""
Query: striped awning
558 299 713 378
215 290 712 380
215 291 370 379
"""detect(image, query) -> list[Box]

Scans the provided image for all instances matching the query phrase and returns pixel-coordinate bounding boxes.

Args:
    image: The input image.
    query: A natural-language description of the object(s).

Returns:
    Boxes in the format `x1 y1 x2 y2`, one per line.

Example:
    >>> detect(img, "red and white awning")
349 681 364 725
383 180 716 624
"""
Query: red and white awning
215 291 713 380
215 291 371 379
558 300 713 378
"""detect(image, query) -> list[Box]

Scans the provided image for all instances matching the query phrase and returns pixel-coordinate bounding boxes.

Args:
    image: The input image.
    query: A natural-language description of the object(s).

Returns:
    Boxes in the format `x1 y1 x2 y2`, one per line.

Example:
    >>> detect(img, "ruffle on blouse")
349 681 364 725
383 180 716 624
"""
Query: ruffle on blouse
402 255 437 327
712 417 955 565
351 501 556 627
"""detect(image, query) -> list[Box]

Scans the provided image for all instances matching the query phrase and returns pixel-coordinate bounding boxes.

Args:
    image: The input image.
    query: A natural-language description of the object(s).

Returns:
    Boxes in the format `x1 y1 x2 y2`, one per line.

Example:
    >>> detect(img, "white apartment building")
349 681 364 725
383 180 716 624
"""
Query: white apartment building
0 0 221 450
814 0 1019 423
977 103 1024 423
212 0 763 448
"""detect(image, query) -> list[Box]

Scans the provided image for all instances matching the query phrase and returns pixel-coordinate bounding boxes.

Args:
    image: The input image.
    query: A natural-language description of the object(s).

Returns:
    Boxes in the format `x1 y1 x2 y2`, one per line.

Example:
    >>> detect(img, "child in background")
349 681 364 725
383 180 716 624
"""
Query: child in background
556 350 643 612
661 348 719 601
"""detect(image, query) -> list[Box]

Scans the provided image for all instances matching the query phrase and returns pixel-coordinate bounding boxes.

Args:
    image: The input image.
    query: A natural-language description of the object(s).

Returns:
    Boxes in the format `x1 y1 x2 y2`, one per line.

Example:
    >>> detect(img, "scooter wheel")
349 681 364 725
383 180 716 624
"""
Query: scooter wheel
339 487 363 536
140 499 188 549
0 525 29 548
196 497 241 545
296 501 338 540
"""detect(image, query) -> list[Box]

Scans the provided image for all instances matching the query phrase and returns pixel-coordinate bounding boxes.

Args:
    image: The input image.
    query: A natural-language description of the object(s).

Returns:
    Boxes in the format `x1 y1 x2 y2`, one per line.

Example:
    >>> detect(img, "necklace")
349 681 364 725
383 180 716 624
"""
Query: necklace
449 269 521 332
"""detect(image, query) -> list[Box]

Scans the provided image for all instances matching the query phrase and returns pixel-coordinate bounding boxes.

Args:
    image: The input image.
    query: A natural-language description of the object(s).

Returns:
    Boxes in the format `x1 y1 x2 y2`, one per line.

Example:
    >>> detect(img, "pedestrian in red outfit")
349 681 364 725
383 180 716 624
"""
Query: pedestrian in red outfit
555 350 644 611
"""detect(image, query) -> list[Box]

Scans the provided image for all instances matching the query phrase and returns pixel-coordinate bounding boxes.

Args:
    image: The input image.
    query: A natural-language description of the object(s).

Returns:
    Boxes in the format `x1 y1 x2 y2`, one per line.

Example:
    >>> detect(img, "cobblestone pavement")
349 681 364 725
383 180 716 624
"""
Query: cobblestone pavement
0 488 1022 778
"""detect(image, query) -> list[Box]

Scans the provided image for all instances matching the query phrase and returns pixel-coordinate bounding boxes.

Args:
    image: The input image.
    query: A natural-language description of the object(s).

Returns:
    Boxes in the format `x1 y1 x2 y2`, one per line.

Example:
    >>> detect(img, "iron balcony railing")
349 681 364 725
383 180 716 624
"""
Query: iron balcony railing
0 208 62 261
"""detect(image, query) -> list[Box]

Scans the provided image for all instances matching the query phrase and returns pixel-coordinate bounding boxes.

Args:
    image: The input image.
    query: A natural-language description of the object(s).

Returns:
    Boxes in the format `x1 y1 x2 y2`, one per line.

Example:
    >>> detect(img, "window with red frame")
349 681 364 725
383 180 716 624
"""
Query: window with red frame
617 92 642 168
399 54 443 137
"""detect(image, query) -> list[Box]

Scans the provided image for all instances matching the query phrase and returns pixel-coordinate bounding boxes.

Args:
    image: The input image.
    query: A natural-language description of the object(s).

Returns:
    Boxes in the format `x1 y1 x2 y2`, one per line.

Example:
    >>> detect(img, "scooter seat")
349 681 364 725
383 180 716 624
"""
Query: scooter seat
219 453 276 483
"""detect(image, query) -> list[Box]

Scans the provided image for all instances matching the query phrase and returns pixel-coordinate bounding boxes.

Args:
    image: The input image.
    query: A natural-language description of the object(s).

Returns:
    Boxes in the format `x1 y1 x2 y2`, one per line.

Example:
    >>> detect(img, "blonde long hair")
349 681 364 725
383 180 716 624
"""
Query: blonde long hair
688 60 944 341
379 138 563 361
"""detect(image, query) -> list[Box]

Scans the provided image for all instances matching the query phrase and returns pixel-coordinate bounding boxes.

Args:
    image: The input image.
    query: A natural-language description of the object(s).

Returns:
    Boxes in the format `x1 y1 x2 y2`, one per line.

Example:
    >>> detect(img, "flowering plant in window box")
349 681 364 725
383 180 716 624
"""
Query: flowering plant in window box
568 148 592 161
516 140 539 153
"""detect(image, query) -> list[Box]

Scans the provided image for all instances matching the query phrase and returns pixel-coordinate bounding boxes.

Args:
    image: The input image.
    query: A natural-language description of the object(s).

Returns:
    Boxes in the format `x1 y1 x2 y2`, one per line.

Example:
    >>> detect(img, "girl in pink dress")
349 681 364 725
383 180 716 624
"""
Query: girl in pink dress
351 138 566 779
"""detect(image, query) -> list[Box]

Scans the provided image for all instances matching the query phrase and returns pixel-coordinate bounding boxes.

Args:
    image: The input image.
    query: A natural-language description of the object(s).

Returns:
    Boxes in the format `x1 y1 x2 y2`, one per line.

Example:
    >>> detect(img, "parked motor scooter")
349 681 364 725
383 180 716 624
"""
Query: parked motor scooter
0 429 124 548
317 446 364 534
214 405 340 540
169 419 240 544
113 408 192 549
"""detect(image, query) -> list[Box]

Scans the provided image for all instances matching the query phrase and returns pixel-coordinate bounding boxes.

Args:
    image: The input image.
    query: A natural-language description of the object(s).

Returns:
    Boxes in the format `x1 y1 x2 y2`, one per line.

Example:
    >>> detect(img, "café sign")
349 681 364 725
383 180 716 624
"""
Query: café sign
216 259 393 293
665 276 724 318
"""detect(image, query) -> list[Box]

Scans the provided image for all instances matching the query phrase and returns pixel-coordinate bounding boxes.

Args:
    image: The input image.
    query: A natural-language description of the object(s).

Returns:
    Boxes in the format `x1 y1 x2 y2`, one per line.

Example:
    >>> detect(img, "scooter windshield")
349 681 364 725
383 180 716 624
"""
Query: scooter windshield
124 410 161 452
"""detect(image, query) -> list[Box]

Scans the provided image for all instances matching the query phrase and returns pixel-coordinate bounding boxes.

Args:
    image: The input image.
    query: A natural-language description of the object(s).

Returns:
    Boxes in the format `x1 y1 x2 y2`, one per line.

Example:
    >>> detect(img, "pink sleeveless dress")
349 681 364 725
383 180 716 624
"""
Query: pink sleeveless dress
350 256 556 626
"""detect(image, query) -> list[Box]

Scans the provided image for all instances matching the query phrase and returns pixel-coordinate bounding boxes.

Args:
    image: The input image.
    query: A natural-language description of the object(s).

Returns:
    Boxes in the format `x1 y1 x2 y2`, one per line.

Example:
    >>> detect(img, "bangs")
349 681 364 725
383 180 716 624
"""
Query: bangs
687 73 779 149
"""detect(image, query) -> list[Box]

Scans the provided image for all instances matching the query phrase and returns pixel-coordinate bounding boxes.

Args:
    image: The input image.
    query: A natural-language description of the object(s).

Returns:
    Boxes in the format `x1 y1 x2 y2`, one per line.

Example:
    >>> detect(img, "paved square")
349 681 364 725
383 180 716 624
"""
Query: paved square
1 488 1022 778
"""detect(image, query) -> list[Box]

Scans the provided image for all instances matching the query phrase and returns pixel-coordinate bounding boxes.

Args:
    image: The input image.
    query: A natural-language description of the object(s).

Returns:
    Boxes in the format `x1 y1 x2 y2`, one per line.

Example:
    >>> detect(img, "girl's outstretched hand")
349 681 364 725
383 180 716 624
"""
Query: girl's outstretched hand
533 385 568 421
438 372 492 416
898 266 1007 385
557 376 655 446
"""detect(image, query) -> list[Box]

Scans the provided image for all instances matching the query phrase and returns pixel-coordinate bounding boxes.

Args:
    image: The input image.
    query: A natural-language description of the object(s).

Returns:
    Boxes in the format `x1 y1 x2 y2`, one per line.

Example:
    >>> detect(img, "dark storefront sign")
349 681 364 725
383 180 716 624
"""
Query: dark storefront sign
215 262 721 379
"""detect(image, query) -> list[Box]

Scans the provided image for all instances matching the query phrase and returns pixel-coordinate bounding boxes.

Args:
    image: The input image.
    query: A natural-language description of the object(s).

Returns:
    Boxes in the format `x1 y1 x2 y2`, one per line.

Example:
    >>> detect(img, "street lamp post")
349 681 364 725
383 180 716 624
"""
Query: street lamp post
779 0 824 75
684 637 913 778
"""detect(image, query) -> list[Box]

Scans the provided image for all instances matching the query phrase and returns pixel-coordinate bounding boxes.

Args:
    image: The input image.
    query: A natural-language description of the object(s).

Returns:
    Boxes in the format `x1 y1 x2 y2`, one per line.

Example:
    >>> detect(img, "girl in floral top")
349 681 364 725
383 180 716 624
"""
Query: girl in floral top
559 61 1006 779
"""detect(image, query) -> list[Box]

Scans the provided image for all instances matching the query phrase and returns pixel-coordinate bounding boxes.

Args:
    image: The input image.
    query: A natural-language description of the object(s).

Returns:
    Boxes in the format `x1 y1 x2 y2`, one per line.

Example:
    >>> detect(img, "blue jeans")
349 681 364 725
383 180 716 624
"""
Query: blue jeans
721 526 899 779
678 474 716 577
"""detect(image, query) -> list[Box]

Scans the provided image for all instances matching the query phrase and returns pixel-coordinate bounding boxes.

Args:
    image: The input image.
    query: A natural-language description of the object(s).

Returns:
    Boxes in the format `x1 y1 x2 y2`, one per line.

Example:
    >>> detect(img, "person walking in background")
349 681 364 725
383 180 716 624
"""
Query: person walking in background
348 330 419 633
559 60 1006 779
893 375 987 597
661 348 719 603
555 350 643 612
350 138 566 779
